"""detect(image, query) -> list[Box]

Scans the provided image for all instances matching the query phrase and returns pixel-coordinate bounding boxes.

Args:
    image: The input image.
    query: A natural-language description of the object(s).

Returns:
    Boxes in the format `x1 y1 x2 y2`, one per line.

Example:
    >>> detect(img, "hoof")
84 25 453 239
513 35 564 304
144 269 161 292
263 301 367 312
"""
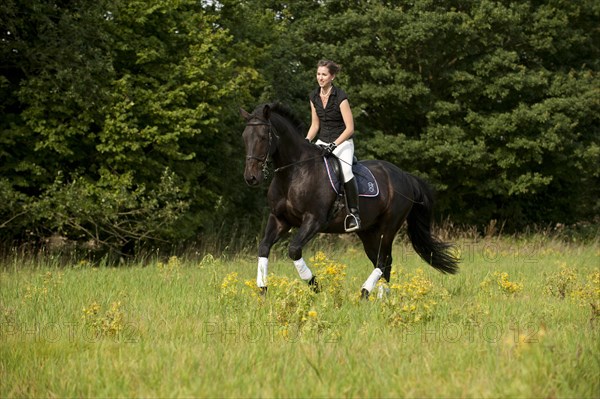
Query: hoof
308 276 321 293
360 288 370 299
259 286 268 296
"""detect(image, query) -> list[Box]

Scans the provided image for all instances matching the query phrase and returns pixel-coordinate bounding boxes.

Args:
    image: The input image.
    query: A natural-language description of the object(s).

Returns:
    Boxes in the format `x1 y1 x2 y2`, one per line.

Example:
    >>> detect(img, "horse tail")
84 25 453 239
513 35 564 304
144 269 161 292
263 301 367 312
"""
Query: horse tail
406 175 459 274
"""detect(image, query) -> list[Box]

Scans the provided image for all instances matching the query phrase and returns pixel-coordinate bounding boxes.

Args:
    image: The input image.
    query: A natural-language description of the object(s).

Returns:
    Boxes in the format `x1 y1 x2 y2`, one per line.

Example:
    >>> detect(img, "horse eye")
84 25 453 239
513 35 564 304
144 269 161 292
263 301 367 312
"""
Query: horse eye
255 129 269 140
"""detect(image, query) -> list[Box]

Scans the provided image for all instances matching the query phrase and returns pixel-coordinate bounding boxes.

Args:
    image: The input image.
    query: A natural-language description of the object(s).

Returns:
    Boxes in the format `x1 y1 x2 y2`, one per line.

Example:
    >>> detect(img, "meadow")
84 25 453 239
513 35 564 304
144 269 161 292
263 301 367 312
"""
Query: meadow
1 234 598 398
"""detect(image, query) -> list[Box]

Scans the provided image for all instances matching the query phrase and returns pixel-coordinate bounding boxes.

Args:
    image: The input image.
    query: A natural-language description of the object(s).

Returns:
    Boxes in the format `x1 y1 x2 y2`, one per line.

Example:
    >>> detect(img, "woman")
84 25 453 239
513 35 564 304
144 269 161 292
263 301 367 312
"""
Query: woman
305 60 360 232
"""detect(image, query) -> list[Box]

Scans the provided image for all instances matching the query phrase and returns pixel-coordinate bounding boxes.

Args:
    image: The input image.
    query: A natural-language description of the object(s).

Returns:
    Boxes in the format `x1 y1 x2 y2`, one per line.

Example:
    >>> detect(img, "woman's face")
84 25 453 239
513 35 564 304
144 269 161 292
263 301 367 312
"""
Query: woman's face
316 66 334 88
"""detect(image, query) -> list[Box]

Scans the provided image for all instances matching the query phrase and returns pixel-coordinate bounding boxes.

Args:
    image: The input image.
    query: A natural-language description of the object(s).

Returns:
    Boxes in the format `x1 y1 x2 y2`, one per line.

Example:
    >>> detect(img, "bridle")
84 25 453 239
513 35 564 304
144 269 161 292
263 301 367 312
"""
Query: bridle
244 115 325 175
245 118 277 162
244 118 278 176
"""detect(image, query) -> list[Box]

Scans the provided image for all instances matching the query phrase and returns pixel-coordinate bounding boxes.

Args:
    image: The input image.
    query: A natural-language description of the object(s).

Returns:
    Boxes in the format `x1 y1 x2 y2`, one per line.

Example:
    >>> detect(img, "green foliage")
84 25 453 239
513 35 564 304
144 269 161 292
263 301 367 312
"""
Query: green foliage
0 0 261 248
29 167 189 252
0 0 598 248
273 0 600 228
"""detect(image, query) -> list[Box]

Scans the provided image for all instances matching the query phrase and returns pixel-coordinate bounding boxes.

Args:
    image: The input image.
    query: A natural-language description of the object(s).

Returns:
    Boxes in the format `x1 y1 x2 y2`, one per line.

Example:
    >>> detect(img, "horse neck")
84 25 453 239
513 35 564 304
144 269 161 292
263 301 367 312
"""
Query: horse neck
271 119 306 167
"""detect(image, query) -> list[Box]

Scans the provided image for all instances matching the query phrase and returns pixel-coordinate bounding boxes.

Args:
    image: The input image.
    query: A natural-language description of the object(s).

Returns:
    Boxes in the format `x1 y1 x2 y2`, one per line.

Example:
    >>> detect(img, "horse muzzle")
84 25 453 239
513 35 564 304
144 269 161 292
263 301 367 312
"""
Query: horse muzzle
244 174 262 186
244 161 264 186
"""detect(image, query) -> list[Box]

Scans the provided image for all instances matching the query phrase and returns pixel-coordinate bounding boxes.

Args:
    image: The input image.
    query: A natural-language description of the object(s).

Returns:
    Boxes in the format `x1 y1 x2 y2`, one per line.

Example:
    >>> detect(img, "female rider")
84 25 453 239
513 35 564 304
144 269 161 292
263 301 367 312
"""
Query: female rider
305 60 360 232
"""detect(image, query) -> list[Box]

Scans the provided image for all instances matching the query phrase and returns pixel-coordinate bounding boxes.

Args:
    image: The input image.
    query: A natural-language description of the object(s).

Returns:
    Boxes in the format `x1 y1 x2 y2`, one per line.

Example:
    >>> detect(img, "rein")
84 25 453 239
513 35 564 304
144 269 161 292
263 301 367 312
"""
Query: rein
245 117 323 175
273 155 323 173
245 117 368 178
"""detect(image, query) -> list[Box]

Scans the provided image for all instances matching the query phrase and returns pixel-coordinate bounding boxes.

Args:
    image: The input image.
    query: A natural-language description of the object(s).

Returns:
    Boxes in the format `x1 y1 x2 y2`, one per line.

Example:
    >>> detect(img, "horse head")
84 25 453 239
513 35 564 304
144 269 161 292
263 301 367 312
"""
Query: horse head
240 104 275 186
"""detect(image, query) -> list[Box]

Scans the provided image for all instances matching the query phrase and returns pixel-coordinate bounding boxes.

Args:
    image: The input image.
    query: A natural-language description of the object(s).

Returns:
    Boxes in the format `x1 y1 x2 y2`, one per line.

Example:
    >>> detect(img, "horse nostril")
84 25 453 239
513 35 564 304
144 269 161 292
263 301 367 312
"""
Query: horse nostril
245 175 258 185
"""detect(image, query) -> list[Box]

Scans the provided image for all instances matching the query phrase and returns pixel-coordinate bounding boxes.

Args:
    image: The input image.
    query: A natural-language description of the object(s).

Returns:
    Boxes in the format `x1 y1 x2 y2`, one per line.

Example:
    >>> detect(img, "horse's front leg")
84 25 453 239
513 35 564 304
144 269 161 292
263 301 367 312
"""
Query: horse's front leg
288 214 324 288
257 213 290 292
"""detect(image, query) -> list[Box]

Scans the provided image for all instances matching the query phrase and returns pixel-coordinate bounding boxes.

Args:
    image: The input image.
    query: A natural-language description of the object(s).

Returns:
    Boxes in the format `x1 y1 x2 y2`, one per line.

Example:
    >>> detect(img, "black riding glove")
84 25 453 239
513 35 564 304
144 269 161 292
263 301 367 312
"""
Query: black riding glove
319 142 337 155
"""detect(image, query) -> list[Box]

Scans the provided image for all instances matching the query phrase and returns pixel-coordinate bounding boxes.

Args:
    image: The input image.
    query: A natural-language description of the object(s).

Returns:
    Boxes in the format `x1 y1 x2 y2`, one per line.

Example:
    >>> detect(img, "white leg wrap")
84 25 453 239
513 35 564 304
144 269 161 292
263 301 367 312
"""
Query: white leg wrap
257 257 268 288
361 268 383 293
293 258 313 281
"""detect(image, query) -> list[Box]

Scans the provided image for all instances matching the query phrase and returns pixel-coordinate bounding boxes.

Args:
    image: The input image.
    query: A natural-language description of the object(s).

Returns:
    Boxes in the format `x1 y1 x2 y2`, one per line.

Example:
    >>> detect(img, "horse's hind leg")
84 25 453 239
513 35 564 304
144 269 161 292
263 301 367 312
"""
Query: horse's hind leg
357 230 395 298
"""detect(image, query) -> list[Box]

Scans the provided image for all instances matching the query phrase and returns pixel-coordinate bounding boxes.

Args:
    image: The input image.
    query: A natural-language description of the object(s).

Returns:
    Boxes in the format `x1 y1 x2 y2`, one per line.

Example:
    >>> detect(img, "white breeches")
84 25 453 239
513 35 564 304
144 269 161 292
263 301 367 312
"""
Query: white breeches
316 138 355 183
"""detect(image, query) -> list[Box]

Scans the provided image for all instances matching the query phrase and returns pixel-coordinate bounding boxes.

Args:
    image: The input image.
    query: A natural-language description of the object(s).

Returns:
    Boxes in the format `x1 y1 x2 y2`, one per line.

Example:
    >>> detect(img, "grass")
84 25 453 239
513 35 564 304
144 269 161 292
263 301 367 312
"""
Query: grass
1 235 599 398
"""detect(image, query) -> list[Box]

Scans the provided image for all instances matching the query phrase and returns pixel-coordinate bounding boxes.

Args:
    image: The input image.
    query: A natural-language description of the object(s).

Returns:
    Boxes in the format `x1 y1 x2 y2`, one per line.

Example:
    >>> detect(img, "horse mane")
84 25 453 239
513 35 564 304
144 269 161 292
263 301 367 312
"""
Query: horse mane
266 103 306 136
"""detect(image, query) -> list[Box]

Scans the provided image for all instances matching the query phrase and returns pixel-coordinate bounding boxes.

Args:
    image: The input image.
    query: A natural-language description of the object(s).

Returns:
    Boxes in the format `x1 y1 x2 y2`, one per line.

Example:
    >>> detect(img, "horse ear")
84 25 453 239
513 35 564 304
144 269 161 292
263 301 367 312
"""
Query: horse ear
262 104 271 120
240 108 251 121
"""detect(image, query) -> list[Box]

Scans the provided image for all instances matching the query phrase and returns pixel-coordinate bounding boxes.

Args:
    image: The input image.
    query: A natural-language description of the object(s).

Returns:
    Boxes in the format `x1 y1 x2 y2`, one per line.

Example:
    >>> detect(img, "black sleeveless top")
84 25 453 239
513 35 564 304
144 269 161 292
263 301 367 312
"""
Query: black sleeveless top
310 86 348 143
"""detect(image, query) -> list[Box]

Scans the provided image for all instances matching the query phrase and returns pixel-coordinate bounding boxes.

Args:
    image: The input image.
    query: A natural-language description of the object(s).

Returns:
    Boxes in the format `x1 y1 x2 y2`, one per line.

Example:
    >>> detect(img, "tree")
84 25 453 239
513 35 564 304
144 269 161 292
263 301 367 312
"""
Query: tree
1 0 597 251
0 0 261 252
273 0 600 228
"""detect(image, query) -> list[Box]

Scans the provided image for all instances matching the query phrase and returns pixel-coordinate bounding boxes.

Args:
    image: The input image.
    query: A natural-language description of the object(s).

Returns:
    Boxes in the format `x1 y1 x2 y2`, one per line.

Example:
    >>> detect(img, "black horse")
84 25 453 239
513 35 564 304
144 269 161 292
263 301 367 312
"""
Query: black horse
241 103 458 297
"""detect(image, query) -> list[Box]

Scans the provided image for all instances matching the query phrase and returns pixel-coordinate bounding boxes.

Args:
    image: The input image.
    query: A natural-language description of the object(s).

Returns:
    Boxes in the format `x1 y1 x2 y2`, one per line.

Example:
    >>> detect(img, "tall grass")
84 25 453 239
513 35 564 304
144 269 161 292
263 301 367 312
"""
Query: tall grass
1 234 598 397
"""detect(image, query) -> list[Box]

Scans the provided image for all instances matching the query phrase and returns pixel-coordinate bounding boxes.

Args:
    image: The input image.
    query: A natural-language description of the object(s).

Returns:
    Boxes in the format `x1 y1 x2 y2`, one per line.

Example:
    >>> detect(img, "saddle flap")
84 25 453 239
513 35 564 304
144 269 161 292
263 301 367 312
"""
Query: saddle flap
324 157 379 197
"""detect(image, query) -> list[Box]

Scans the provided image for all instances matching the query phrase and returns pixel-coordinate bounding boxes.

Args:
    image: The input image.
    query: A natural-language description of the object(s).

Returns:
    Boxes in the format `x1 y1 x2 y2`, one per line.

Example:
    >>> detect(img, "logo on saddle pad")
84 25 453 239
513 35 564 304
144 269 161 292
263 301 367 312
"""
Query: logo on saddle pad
324 157 380 197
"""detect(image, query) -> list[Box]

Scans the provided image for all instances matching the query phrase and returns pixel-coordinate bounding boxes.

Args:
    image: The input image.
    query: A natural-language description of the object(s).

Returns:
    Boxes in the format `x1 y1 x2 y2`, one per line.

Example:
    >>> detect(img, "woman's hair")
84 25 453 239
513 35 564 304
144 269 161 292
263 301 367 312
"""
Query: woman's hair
317 60 341 75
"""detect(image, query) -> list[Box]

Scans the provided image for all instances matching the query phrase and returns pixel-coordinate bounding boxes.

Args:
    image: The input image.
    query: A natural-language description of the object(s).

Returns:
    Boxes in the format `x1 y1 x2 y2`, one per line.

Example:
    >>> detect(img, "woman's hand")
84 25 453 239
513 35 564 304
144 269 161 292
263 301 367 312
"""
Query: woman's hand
319 142 337 155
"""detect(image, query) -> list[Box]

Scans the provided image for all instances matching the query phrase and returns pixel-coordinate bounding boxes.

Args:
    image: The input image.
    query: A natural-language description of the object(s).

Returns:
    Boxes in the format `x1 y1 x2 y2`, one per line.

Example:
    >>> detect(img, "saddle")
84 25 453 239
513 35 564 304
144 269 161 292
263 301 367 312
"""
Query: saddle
323 156 379 197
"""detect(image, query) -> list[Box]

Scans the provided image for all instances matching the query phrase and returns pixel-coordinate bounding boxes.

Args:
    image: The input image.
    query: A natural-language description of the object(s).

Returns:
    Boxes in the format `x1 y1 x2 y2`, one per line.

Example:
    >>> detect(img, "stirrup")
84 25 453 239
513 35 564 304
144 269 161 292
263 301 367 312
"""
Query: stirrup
344 213 361 232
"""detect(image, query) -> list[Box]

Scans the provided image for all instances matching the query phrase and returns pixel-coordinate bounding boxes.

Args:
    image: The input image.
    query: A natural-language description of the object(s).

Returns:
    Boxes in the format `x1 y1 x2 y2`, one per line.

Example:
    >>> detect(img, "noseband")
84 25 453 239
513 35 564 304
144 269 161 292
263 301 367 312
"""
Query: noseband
245 118 278 165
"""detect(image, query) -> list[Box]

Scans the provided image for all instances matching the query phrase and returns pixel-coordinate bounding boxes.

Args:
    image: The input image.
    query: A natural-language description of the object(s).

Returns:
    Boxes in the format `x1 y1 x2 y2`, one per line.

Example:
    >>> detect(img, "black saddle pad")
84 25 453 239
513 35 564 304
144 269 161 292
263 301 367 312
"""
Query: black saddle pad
323 157 379 197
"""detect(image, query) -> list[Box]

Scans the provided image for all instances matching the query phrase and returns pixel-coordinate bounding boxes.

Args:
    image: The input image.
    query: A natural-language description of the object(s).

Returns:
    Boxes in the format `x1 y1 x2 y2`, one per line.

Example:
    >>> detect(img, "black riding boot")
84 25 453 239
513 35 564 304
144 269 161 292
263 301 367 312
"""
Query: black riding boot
343 177 361 232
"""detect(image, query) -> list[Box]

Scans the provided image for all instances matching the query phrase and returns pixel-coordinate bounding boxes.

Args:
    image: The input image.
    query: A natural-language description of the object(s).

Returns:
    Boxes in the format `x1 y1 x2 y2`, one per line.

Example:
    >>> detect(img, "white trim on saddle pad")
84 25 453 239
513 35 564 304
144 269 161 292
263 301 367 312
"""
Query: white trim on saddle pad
324 157 380 197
